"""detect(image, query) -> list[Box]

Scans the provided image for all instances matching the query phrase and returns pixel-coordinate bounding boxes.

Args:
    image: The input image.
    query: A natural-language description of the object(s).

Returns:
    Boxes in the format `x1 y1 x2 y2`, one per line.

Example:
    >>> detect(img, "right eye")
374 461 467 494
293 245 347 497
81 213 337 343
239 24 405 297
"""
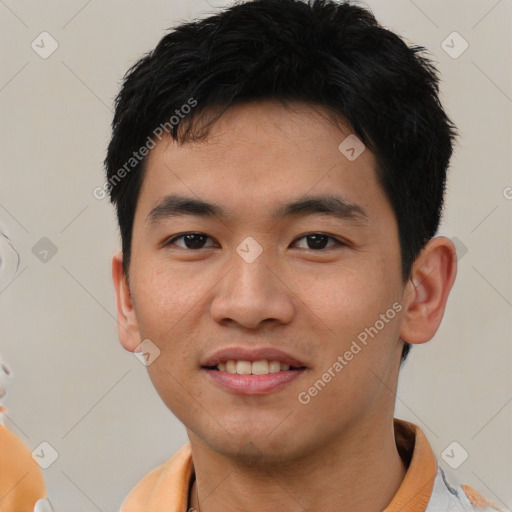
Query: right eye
164 233 218 250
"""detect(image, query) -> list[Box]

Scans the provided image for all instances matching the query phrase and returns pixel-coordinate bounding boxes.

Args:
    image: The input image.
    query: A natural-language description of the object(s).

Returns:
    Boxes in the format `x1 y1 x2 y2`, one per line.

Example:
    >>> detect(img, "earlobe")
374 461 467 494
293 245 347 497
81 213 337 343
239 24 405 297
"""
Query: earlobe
112 251 141 352
399 236 457 345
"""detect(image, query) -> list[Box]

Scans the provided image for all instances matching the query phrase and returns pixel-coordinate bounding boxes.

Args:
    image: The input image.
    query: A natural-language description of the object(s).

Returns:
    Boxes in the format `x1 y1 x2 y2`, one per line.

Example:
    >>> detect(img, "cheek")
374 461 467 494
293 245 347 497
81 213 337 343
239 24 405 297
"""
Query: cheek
131 262 206 340
136 267 204 413
301 262 402 395
302 263 394 336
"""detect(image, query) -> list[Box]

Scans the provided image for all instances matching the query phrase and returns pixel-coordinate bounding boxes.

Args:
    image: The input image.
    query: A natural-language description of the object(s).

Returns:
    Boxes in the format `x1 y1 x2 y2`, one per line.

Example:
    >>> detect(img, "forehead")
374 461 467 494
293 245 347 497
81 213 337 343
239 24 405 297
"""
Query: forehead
136 101 390 224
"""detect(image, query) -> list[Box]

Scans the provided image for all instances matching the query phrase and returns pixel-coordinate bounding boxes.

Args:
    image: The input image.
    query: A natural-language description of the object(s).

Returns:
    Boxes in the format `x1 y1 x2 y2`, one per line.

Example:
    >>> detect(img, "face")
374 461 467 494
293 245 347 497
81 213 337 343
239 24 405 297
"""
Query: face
117 101 409 462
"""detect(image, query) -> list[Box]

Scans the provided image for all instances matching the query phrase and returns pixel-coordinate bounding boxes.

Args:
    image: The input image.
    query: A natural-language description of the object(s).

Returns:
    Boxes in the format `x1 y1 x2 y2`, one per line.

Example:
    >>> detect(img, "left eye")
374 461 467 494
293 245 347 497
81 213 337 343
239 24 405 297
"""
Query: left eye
165 233 342 251
293 234 341 250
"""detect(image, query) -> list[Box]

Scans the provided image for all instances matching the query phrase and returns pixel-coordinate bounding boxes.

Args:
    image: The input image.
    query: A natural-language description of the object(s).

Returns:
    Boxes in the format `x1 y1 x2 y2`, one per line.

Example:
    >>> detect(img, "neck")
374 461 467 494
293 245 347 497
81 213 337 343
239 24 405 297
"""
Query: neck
187 417 407 512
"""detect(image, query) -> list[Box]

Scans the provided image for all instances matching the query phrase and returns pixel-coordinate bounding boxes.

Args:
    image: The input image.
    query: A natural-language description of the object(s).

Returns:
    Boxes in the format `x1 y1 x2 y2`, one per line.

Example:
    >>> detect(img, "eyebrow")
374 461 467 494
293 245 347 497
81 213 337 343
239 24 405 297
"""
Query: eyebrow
146 193 368 226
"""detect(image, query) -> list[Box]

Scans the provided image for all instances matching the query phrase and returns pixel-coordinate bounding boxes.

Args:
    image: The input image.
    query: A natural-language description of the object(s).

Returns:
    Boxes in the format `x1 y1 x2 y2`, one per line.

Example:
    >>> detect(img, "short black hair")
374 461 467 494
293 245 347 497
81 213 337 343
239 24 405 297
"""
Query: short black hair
104 0 457 365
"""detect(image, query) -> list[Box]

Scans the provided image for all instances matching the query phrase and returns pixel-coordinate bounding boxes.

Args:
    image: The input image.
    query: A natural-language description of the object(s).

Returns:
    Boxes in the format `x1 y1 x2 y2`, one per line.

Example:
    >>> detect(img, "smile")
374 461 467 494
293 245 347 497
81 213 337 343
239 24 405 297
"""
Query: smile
202 362 307 395
206 359 305 375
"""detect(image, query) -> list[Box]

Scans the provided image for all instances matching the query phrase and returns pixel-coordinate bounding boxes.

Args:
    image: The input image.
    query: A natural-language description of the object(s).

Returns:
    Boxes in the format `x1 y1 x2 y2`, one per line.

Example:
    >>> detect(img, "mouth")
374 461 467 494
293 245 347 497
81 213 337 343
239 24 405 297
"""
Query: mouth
201 357 308 395
203 359 307 375
201 347 308 395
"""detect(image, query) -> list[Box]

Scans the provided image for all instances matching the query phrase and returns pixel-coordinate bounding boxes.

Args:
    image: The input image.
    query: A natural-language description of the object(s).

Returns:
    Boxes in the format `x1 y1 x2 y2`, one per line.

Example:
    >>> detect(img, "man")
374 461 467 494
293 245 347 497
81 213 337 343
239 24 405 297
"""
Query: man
105 0 502 510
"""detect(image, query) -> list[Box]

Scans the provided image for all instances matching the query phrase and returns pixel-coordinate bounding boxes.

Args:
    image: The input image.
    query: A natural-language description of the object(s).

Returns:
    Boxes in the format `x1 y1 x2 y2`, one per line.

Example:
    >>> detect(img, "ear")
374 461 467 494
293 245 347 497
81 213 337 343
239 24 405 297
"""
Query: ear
112 251 141 352
399 236 458 344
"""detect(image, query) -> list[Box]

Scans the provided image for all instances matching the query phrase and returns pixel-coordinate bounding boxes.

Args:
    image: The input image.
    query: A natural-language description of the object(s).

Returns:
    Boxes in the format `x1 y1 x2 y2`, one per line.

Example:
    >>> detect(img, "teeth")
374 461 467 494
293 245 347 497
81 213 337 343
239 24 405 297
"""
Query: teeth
216 360 296 375
268 361 281 372
236 360 252 375
251 360 268 375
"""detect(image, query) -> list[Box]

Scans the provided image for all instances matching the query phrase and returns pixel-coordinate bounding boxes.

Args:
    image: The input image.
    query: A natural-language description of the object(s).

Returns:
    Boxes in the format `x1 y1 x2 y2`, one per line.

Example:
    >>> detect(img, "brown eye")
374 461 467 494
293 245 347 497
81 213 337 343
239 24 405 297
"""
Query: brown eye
293 233 342 250
165 233 217 250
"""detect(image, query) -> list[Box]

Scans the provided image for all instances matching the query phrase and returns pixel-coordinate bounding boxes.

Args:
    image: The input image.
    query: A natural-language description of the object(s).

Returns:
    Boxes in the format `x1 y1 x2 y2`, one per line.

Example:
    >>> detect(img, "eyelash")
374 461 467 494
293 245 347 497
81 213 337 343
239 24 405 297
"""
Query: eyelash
163 232 345 251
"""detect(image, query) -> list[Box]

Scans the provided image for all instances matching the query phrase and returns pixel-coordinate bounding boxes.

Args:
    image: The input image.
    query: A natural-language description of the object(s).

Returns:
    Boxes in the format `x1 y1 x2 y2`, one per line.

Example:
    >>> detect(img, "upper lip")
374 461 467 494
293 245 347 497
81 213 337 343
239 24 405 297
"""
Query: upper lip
201 347 307 368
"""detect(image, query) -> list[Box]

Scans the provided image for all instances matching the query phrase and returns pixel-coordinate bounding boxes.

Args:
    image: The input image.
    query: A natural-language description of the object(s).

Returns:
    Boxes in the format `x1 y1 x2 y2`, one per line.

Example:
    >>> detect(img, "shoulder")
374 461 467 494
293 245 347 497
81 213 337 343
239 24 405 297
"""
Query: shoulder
119 462 168 507
119 443 193 511
0 423 40 469
0 425 48 509
426 465 503 512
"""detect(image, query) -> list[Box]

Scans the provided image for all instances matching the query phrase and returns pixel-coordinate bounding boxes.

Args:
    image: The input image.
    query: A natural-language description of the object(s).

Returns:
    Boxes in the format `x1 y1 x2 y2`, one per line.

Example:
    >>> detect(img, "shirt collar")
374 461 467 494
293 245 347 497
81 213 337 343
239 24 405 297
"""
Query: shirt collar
384 418 438 511
121 418 438 512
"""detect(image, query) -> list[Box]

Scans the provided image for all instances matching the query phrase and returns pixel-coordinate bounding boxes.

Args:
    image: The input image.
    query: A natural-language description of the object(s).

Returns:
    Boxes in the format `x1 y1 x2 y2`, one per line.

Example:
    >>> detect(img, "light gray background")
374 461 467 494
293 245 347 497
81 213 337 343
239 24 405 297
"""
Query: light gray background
0 0 511 510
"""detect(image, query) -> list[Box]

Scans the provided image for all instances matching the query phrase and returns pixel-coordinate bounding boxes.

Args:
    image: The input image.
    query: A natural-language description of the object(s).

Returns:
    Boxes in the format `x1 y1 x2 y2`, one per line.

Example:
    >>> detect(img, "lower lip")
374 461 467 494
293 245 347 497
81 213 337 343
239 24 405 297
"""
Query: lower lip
202 368 306 395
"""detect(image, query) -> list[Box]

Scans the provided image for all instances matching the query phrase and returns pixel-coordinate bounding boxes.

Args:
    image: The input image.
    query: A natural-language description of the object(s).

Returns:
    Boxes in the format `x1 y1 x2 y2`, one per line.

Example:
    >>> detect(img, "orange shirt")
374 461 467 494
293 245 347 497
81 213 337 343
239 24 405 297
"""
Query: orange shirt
0 424 50 512
120 418 502 512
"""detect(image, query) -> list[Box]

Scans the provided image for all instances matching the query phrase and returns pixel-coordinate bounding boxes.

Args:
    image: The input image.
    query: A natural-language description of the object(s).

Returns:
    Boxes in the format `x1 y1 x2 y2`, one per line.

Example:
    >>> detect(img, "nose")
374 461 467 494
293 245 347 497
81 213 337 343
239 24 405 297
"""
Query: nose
210 250 295 330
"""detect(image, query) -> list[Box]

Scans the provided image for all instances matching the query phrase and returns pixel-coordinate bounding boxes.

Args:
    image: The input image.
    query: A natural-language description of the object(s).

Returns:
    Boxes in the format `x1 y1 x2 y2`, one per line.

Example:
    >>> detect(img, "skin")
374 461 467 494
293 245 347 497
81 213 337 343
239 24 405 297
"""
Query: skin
112 100 457 512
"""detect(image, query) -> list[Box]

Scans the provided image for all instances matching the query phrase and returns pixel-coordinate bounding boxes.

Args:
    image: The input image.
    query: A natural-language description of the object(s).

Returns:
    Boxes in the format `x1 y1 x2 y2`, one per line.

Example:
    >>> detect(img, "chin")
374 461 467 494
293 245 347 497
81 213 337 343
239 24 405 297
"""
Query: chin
199 425 305 466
